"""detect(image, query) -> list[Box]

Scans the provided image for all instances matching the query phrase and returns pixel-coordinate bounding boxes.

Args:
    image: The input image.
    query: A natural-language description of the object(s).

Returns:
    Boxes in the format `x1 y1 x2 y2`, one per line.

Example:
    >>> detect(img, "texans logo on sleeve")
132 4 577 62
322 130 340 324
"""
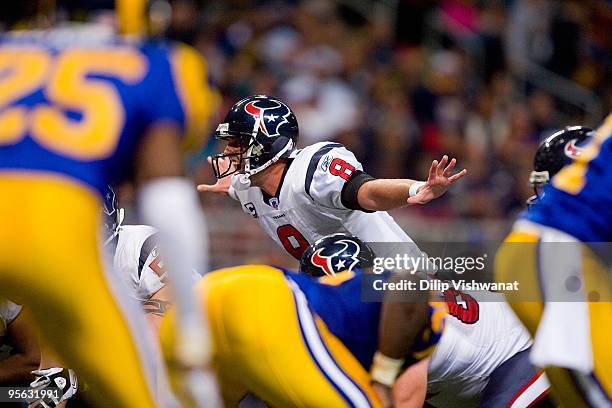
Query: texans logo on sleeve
244 100 292 137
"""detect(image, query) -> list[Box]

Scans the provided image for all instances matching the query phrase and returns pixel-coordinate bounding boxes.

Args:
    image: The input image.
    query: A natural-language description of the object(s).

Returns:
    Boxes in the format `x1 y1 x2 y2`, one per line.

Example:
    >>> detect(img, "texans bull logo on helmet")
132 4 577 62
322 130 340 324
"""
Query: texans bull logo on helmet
244 99 292 138
563 138 586 160
310 239 362 276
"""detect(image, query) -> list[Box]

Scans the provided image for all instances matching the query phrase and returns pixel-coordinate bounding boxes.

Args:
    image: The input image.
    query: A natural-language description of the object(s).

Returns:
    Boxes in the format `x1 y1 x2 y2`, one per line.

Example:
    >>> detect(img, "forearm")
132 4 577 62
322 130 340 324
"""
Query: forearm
377 274 428 359
357 179 423 211
0 354 38 383
142 286 172 333
139 179 207 331
0 311 40 383
393 358 429 408
136 124 211 366
370 273 428 389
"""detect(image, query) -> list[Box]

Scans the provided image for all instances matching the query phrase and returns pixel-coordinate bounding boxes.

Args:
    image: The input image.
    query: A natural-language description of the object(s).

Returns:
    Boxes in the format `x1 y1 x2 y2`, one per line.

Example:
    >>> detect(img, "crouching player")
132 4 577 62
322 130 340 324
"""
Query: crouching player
29 189 206 407
159 234 550 407
496 115 612 407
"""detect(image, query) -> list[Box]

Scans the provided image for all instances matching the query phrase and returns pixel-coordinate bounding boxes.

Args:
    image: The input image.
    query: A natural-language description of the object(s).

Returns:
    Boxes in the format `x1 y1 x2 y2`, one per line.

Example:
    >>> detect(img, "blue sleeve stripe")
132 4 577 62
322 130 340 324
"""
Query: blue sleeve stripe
304 143 343 199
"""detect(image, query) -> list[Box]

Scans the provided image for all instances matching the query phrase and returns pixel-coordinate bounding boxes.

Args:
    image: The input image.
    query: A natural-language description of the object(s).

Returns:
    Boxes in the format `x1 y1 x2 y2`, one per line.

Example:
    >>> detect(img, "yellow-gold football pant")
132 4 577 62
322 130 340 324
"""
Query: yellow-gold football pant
0 173 173 408
496 224 611 407
161 265 381 407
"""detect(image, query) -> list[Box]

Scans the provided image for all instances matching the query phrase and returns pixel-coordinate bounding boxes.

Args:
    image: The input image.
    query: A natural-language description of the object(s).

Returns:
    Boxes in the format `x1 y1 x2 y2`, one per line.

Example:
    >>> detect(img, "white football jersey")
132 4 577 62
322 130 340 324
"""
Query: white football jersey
110 225 201 301
233 142 417 260
426 292 532 408
111 225 161 301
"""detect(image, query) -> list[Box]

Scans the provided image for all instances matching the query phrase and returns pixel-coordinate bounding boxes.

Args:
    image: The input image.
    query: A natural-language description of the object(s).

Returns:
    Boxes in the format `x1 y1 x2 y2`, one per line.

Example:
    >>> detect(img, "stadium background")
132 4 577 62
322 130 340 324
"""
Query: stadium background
114 0 611 268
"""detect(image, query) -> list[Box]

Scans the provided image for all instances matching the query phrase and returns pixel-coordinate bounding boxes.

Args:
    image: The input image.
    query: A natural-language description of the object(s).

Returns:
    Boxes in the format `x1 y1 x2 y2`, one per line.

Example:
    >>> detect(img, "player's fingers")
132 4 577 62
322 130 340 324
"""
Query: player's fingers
406 196 425 205
206 156 213 165
448 169 467 182
196 184 215 192
443 158 456 176
436 155 448 176
428 160 438 181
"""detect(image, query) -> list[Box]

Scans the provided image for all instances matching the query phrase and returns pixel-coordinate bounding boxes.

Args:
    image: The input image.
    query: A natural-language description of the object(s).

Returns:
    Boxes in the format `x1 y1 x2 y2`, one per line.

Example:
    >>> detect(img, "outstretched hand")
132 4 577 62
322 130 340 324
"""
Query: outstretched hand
196 156 233 195
407 155 467 205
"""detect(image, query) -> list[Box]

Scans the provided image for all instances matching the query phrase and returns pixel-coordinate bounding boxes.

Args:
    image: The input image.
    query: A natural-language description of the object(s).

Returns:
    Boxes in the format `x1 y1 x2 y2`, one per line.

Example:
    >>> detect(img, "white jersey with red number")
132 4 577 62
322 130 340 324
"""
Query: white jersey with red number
427 291 533 408
111 225 200 301
232 142 417 260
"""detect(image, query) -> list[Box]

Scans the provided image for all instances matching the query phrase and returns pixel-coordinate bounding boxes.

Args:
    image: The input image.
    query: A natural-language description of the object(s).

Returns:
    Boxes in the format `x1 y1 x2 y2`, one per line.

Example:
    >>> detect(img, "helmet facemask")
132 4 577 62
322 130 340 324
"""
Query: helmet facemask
211 121 295 181
210 130 253 179
528 170 550 204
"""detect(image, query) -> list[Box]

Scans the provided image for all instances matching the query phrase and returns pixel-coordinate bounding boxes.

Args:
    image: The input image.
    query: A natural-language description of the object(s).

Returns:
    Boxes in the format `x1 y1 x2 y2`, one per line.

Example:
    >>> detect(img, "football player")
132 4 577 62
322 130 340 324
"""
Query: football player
0 1 218 407
526 126 592 208
496 115 612 407
158 234 550 408
30 190 206 407
102 187 201 330
197 95 467 261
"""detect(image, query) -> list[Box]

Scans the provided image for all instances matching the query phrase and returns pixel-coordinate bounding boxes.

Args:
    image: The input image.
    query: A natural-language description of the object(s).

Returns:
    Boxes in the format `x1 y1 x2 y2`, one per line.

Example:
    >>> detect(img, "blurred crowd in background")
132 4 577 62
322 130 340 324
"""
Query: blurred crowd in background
171 0 611 222
151 0 610 266
16 0 607 265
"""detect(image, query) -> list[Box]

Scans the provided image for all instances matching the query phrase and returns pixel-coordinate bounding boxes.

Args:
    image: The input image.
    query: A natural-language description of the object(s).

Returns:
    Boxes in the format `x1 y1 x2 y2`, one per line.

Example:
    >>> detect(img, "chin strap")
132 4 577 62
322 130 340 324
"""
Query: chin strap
235 139 295 191
103 208 125 246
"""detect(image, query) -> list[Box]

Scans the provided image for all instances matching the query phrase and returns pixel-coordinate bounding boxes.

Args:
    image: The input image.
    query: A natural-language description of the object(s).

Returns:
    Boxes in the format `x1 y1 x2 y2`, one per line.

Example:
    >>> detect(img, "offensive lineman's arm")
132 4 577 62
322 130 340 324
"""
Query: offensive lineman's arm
370 273 429 405
135 122 210 366
356 155 467 211
392 358 428 408
142 285 172 332
135 122 221 407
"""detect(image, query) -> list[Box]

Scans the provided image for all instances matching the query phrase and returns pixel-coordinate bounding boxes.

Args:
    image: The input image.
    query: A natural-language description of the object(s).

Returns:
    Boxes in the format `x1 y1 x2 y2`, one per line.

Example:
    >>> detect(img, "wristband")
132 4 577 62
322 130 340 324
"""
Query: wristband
227 184 239 201
409 181 426 198
370 351 404 386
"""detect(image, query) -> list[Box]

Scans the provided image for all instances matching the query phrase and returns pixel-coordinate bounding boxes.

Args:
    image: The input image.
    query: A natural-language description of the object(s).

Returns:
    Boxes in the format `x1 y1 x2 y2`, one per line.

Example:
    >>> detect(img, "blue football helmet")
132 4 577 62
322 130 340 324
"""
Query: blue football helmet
527 126 592 207
211 95 299 188
299 233 375 277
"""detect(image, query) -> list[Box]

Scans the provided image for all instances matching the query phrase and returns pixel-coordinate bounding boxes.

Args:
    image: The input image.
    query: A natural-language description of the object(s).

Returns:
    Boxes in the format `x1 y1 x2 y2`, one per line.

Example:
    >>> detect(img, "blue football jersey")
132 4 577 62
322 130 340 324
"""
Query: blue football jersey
0 25 216 195
285 269 447 369
525 114 612 242
285 269 382 370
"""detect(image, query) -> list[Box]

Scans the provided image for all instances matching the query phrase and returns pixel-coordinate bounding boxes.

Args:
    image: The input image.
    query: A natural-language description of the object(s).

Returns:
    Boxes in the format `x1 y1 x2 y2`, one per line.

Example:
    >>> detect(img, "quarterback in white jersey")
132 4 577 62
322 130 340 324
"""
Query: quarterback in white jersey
231 142 414 258
198 95 467 261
